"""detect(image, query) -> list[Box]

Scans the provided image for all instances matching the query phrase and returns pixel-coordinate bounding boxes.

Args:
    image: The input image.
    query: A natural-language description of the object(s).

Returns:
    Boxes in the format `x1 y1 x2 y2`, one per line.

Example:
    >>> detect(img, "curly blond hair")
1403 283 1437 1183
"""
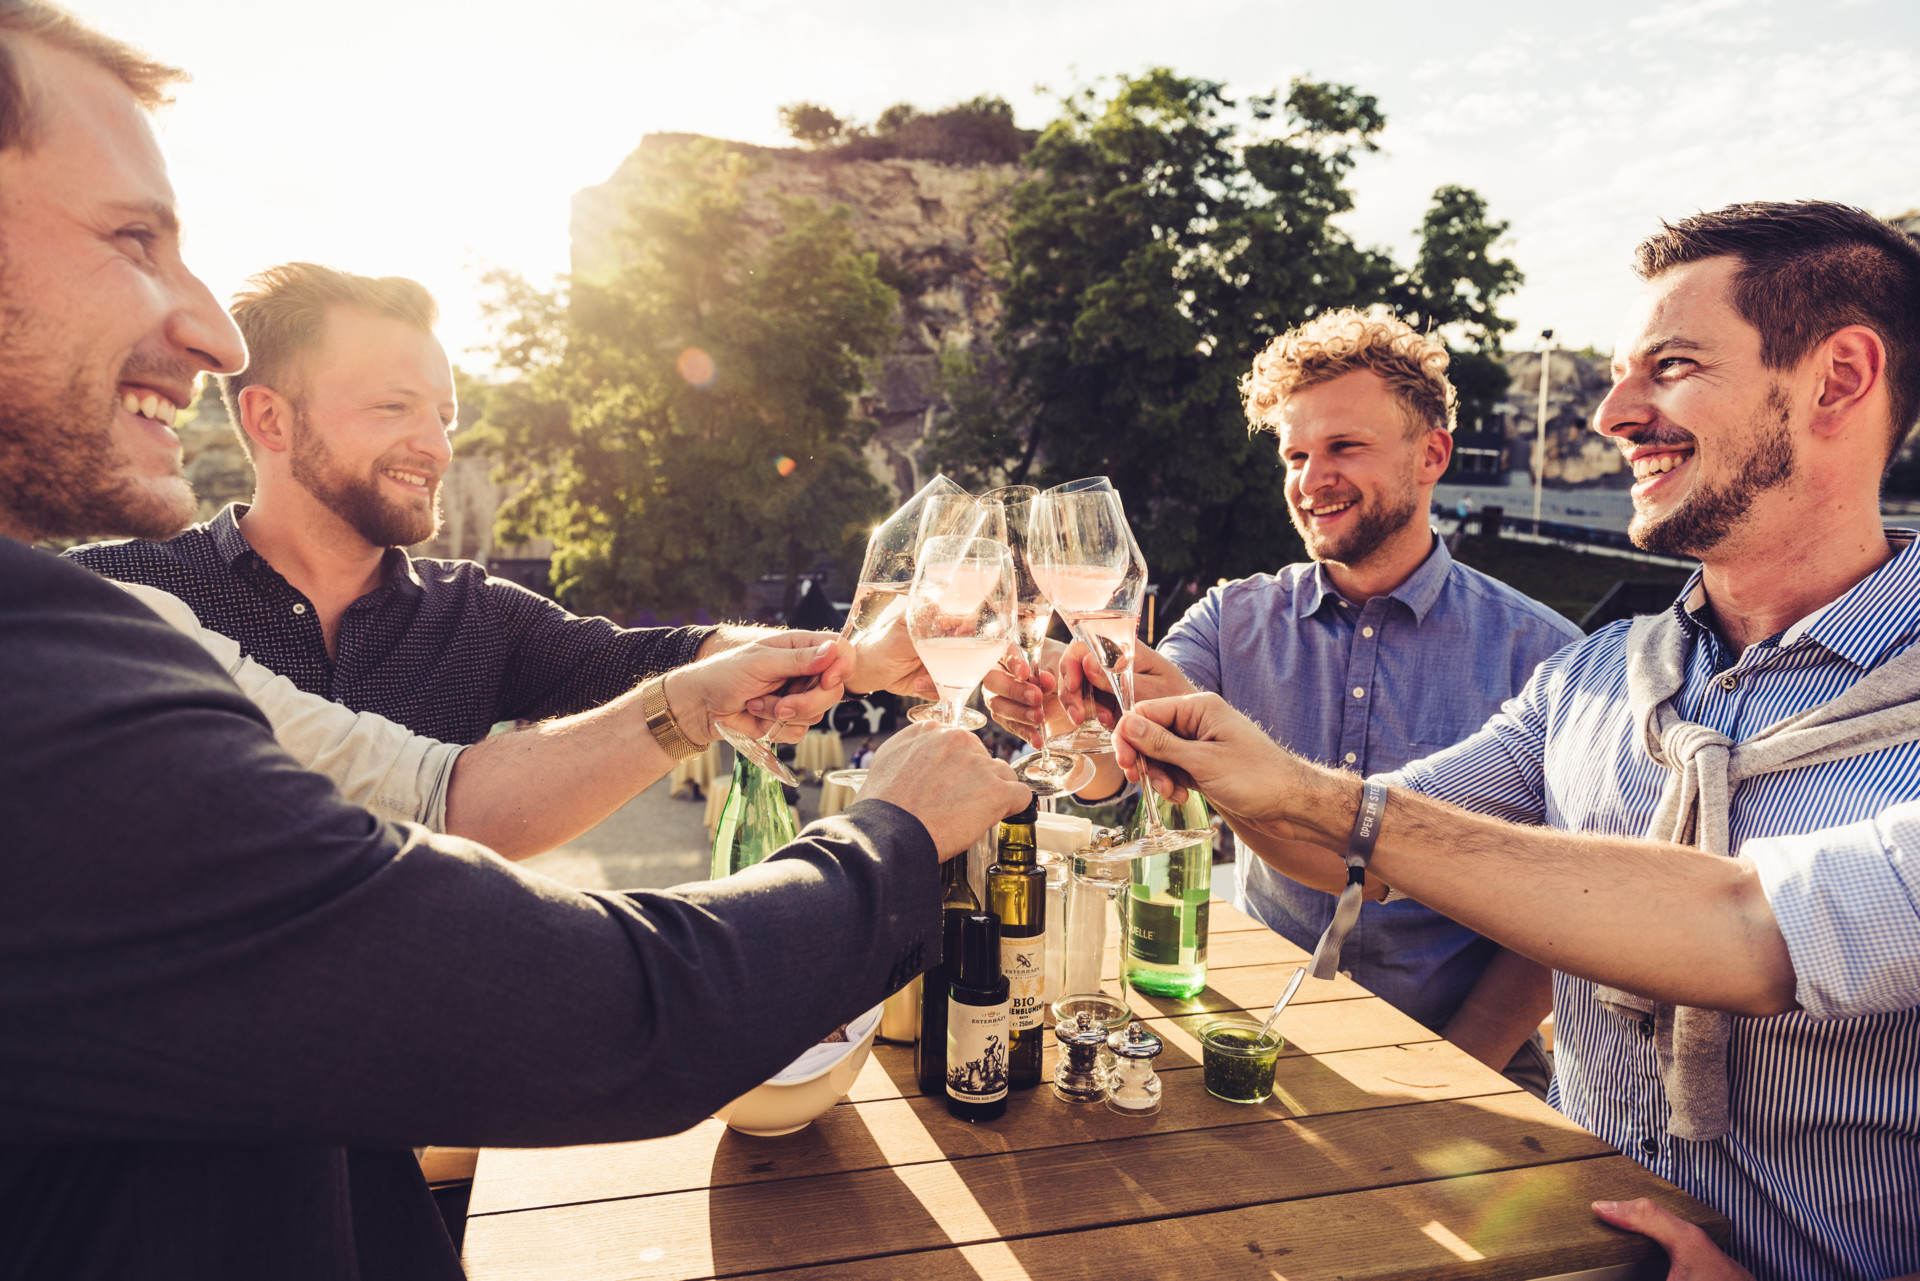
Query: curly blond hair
1241 307 1456 437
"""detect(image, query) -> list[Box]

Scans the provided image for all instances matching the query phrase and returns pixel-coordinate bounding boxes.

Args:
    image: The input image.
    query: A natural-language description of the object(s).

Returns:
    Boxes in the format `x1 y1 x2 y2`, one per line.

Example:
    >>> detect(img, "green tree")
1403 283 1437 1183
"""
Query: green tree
779 102 847 149
469 141 897 620
926 70 1522 608
1387 183 1523 431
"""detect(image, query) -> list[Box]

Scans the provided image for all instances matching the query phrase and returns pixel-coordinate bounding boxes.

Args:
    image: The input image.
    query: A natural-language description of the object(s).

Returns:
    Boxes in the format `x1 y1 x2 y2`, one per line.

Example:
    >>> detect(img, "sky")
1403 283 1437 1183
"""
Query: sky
75 0 1920 368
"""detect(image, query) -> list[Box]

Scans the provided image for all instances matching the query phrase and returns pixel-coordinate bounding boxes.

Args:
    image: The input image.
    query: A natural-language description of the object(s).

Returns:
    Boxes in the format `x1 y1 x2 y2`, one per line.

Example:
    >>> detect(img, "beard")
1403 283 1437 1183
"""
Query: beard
0 302 196 543
1630 385 1796 558
288 403 442 549
1289 471 1423 570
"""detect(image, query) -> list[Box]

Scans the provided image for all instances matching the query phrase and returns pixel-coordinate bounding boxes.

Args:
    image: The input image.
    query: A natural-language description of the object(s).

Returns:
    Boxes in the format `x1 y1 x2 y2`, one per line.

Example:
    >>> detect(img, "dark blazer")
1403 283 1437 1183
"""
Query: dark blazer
0 538 938 1279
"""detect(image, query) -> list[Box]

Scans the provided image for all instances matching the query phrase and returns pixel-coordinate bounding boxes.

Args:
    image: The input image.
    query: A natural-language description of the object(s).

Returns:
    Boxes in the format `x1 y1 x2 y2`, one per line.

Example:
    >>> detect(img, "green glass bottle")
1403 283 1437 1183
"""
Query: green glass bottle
987 796 1044 1088
710 750 799 878
1122 789 1211 998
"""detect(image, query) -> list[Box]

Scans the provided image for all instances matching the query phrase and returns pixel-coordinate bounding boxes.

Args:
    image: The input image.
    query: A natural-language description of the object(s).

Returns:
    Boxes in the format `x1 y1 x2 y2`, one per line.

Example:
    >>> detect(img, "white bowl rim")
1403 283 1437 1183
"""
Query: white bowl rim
766 1002 884 1085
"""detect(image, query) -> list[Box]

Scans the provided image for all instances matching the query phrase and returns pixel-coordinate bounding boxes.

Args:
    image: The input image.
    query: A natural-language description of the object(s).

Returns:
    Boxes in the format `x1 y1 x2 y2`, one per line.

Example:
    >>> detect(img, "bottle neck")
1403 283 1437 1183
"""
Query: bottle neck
996 821 1038 869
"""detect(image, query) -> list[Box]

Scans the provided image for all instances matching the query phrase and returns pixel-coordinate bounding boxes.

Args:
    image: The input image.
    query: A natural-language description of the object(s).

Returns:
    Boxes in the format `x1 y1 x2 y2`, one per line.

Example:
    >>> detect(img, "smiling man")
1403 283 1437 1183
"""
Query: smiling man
1112 203 1920 1280
991 308 1582 1091
67 263 827 744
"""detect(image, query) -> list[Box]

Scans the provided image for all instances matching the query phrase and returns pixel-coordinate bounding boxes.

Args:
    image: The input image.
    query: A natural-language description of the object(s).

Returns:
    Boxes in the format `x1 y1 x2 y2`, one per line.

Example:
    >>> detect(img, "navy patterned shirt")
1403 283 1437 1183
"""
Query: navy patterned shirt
66 505 715 745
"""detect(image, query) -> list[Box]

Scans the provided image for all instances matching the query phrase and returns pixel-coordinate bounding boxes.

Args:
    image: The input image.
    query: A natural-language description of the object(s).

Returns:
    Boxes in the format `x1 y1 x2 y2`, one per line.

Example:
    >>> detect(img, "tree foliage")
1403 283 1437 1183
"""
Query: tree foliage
926 70 1522 600
468 141 896 620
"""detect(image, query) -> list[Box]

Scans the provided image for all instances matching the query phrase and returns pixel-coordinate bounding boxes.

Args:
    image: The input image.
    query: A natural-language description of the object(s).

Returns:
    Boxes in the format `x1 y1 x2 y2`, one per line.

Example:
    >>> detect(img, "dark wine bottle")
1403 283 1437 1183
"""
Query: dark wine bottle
987 796 1044 1088
945 911 1010 1122
916 843 981 1096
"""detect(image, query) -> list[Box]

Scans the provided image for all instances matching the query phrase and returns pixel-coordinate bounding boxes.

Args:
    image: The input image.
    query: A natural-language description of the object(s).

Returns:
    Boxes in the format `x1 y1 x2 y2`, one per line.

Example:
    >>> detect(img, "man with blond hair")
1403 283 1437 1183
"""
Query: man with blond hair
997 307 1580 1089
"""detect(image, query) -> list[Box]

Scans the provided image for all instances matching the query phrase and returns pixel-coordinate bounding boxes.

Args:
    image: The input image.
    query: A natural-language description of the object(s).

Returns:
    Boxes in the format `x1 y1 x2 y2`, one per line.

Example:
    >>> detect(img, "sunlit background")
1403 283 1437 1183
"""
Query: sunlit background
72 0 1920 365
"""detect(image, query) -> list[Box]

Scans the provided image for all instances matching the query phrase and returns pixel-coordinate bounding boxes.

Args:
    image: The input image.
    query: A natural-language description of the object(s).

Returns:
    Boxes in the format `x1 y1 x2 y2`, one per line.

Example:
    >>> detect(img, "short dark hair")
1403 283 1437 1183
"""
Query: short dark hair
219 263 438 453
0 0 184 152
1634 201 1920 465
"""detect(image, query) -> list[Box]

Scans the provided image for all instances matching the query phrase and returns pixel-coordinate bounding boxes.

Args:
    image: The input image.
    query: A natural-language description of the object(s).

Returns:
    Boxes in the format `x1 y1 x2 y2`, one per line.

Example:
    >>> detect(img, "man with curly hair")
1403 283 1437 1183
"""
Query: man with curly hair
996 307 1580 1091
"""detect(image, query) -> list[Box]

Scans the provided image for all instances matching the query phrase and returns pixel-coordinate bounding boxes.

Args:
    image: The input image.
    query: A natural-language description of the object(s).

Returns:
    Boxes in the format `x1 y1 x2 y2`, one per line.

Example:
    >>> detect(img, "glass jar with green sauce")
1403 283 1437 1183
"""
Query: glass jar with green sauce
1199 1017 1282 1103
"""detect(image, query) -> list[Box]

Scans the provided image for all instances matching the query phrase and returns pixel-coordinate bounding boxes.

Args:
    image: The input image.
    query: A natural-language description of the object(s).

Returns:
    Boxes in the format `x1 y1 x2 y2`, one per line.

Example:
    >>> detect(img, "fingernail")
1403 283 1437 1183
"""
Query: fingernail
1591 1201 1614 1212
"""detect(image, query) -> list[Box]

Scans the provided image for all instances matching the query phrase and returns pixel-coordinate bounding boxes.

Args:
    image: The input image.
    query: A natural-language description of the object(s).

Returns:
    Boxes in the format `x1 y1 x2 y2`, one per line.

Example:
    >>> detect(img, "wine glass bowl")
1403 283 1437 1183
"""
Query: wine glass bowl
906 536 1014 731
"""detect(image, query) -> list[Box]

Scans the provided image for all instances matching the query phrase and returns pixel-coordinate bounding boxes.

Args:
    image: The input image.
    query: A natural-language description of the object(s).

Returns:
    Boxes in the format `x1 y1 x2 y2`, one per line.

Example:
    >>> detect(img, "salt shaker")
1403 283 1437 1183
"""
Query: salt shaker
1054 1011 1109 1104
1105 1021 1164 1116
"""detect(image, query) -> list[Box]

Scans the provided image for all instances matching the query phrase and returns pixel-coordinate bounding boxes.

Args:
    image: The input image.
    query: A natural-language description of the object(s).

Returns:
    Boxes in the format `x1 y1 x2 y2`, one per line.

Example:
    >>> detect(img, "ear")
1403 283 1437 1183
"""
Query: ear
237 385 295 456
1417 426 1454 485
1808 325 1886 443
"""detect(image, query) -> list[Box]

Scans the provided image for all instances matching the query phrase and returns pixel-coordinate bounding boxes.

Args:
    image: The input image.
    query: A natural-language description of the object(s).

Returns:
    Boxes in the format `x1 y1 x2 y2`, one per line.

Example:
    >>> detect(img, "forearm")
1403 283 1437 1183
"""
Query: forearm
697 624 783 659
444 675 682 859
1441 948 1553 1071
1364 787 1796 1016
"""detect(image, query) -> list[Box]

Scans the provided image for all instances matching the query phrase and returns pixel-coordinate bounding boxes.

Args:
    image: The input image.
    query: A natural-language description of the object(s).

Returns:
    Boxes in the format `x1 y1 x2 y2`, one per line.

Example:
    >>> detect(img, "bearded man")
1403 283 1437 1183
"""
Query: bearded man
992 308 1582 1091
69 262 942 744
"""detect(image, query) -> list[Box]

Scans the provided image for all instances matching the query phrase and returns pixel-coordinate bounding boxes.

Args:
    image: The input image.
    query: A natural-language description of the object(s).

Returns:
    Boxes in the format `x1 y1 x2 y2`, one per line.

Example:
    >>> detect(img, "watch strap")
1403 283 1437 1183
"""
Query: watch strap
1308 780 1389 980
641 675 706 762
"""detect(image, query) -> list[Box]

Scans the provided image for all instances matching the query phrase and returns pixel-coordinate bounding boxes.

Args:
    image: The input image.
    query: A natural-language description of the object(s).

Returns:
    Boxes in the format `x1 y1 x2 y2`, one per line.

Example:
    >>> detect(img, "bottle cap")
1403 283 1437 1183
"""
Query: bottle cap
954 912 1002 988
1007 795 1039 826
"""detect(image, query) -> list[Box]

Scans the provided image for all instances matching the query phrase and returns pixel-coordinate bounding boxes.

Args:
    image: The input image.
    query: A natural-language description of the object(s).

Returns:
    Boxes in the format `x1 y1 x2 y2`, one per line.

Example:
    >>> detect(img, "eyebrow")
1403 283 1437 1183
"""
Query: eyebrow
1638 337 1709 360
104 200 180 237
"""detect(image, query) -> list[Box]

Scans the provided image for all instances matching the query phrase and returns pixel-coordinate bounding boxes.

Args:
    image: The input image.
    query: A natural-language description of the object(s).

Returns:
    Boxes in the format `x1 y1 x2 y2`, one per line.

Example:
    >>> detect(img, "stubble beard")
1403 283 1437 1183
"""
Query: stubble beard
1291 473 1423 572
288 402 441 549
0 296 196 543
1630 385 1796 559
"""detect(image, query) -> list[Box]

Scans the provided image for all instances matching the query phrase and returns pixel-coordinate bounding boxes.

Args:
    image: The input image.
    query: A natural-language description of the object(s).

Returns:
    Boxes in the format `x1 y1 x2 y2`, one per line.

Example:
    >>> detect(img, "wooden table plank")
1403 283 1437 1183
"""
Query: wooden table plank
470 1032 1515 1216
463 1093 1634 1281
722 1158 1724 1281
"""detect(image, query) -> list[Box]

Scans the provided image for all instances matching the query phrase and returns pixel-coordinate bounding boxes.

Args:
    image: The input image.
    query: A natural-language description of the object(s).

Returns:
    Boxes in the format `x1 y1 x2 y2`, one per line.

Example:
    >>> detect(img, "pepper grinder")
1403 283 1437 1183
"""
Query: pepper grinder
1054 1010 1109 1104
1105 1021 1164 1116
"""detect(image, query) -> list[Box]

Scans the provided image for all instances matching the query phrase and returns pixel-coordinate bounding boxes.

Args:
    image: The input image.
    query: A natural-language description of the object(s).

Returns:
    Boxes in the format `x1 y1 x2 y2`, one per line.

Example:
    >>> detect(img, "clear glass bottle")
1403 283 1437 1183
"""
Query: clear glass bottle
1121 789 1211 998
710 749 799 878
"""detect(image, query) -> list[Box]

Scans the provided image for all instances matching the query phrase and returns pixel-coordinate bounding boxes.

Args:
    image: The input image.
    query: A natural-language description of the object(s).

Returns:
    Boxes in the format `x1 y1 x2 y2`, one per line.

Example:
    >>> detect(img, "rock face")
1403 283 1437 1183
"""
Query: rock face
572 133 1022 502
1490 349 1625 487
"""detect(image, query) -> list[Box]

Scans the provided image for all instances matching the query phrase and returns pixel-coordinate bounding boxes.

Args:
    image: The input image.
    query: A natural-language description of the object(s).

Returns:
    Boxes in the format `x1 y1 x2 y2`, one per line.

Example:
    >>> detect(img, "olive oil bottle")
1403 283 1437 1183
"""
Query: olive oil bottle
987 796 1045 1088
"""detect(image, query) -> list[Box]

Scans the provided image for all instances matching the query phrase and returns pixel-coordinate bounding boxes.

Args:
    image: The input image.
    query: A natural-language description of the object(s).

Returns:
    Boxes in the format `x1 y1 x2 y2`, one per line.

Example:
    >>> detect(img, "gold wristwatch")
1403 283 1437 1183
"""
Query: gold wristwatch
640 674 706 761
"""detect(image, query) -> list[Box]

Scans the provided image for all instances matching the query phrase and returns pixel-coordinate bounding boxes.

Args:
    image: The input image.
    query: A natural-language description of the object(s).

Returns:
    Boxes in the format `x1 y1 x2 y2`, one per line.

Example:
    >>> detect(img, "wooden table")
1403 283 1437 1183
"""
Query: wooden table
462 900 1725 1280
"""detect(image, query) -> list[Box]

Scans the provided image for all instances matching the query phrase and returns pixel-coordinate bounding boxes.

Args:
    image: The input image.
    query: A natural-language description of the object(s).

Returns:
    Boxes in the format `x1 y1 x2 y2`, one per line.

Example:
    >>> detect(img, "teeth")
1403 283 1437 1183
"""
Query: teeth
1308 500 1354 517
1632 453 1689 480
121 391 179 425
122 391 140 416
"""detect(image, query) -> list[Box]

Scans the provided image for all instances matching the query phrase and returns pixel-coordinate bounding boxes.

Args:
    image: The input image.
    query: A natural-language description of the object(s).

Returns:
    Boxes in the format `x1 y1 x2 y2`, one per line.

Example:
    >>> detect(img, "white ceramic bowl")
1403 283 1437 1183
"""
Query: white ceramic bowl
714 1003 884 1137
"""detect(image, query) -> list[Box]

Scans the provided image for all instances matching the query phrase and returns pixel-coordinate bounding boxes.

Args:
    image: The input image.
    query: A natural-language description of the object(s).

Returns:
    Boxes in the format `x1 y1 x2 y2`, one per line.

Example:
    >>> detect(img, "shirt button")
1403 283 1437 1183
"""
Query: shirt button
1362 626 1375 638
1639 1017 1654 1039
1720 674 1737 691
1638 1137 1660 1158
1344 752 1357 764
292 603 307 615
1352 687 1366 699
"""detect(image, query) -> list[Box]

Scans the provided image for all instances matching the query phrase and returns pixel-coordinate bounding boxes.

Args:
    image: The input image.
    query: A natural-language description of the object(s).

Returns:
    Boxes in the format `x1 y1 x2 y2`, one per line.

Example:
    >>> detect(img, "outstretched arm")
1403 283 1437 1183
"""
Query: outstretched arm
1113 693 1797 1017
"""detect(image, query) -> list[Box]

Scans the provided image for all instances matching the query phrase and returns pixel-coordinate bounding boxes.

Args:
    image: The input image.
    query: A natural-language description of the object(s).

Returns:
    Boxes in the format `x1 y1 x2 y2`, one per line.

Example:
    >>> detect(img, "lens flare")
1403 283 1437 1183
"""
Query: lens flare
775 455 798 477
677 347 716 388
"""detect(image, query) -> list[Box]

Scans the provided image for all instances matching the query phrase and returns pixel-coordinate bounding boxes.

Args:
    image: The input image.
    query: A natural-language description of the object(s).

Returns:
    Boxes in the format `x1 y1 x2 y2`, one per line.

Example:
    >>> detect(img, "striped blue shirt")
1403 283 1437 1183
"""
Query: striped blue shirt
1393 533 1920 1281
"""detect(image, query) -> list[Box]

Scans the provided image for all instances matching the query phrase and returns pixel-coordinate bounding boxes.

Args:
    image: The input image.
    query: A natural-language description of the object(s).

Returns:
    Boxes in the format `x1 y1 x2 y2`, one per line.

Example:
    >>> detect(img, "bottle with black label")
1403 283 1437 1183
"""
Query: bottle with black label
916 843 981 1096
945 911 1010 1121
987 796 1045 1088
1123 789 1212 998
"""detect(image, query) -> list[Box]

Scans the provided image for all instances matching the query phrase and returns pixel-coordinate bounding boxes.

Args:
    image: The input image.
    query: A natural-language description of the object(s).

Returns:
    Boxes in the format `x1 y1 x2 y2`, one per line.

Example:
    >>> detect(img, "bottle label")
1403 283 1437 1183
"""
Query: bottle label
1002 937 1045 1031
1128 897 1208 966
946 1002 1010 1103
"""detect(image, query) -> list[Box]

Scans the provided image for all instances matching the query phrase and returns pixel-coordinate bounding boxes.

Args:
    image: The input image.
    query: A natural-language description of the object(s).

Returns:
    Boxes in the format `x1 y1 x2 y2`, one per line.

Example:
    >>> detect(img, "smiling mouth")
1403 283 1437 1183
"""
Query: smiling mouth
381 467 436 495
1630 450 1693 482
1302 497 1356 519
119 389 180 427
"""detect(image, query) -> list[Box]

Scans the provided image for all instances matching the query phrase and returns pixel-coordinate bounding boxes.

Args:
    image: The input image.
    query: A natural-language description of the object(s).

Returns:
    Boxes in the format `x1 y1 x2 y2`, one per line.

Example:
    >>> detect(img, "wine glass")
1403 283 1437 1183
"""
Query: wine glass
1034 491 1209 861
906 536 1014 731
982 485 1095 798
904 495 1004 725
720 475 967 787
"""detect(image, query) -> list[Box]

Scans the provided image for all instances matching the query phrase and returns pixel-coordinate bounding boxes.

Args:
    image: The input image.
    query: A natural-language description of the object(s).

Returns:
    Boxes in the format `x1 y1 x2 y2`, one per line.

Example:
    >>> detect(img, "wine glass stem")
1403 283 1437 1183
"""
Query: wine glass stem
1107 658 1168 840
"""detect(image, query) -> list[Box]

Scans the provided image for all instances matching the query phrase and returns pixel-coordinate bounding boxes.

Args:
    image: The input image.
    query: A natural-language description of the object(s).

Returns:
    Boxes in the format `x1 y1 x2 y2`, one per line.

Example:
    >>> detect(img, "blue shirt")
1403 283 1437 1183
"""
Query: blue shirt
1159 536 1581 1029
1392 534 1920 1281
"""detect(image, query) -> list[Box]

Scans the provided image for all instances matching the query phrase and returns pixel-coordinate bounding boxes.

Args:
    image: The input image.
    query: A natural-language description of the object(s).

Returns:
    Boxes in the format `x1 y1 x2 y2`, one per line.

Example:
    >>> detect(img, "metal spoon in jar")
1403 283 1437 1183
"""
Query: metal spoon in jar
1253 965 1307 1046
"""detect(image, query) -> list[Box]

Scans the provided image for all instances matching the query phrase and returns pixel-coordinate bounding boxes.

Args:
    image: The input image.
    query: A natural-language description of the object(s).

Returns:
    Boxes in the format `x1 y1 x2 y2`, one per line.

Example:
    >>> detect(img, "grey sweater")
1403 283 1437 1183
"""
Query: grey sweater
0 539 940 1279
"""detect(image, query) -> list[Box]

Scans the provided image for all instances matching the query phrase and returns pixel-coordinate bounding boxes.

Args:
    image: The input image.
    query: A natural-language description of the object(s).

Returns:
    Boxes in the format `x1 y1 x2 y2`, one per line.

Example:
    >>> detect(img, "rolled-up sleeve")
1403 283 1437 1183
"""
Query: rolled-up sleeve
1743 802 1920 1019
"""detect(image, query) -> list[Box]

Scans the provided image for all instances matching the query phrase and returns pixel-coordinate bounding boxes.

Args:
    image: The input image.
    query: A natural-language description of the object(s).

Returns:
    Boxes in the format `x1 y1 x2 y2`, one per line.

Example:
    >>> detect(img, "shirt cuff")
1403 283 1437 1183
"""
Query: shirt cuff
1744 810 1920 1020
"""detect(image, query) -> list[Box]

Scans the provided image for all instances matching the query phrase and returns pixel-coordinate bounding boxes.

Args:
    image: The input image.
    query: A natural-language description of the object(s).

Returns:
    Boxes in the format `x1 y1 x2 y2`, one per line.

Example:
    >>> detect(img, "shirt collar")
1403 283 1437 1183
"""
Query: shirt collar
1304 532 1450 623
1670 529 1920 670
211 500 424 594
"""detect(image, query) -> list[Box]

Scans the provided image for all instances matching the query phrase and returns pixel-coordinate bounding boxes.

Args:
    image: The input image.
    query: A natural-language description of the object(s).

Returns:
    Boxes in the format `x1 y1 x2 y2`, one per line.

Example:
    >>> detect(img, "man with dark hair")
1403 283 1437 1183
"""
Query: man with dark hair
69 260 935 744
0 6 1029 1277
1111 200 1920 1280
991 307 1581 1094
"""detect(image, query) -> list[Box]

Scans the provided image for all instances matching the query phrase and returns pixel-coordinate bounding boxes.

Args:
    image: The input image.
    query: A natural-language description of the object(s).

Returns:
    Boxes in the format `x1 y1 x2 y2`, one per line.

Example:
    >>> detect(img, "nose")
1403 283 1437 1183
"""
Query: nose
1593 373 1650 442
411 411 454 467
1293 447 1338 499
167 266 247 377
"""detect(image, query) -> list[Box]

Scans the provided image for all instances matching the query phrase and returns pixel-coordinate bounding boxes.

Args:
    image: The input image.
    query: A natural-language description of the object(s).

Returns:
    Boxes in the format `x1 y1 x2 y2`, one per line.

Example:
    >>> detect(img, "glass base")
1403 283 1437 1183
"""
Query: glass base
823 768 868 789
717 725 799 787
1046 721 1113 754
1103 828 1212 859
1014 751 1096 799
907 703 987 730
